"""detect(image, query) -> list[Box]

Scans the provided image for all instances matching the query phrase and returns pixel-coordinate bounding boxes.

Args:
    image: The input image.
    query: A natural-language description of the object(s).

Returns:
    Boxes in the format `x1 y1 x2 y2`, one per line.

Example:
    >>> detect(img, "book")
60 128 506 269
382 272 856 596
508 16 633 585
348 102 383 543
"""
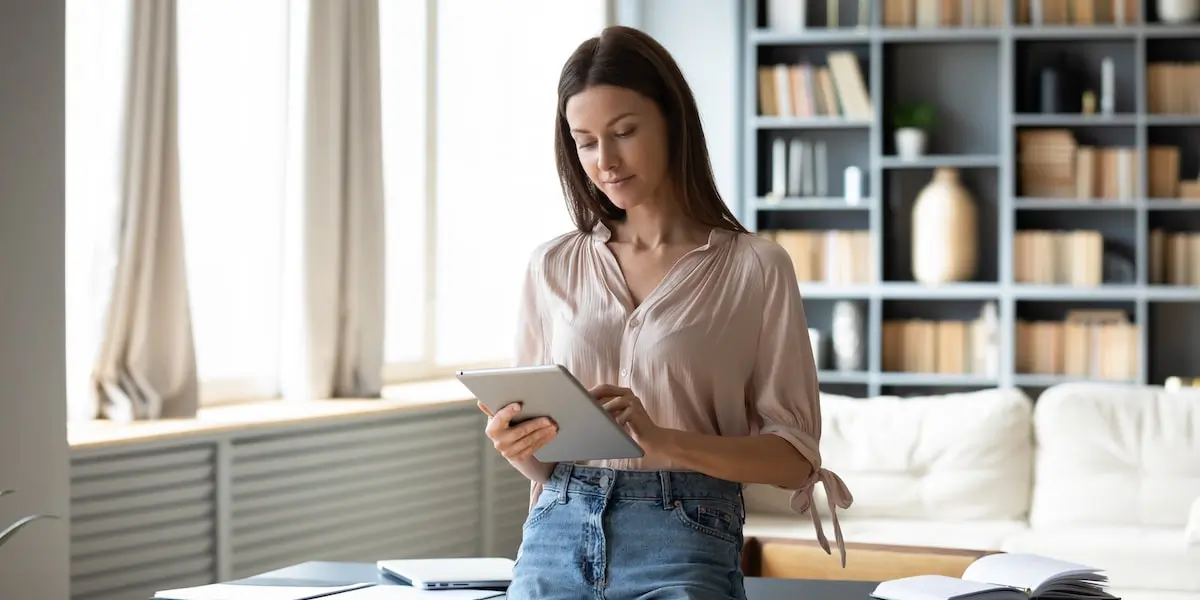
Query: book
871 553 1119 600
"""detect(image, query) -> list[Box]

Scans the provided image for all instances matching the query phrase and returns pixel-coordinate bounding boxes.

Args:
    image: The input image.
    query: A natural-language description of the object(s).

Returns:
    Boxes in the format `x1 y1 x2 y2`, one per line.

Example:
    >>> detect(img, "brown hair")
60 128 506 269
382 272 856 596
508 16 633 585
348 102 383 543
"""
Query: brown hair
554 25 749 235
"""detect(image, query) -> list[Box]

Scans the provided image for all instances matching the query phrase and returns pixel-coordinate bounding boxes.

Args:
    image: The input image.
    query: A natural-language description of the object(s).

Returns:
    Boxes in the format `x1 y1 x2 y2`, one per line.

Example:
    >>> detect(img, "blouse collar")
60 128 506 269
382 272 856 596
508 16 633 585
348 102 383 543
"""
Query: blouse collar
592 219 734 251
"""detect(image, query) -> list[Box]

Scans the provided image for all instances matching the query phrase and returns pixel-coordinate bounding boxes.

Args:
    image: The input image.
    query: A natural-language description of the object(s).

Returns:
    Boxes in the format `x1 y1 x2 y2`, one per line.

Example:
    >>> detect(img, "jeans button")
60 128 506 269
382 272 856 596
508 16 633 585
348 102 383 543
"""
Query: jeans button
599 475 610 488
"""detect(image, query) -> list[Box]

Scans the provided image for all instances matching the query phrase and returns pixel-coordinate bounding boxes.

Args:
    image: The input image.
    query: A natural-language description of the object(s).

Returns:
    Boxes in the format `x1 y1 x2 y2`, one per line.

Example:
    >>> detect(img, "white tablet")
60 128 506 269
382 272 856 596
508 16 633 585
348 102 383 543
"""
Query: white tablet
456 364 644 463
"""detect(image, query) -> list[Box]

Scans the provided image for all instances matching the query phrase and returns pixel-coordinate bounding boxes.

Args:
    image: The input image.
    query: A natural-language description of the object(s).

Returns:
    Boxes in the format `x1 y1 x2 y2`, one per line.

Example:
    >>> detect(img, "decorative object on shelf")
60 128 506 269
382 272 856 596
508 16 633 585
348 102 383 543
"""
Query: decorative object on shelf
1034 54 1085 114
844 166 863 205
911 168 978 284
1165 376 1200 391
1082 90 1096 115
1157 0 1200 23
1100 57 1115 115
832 300 865 372
1103 242 1135 284
809 328 823 369
766 0 806 30
893 101 935 160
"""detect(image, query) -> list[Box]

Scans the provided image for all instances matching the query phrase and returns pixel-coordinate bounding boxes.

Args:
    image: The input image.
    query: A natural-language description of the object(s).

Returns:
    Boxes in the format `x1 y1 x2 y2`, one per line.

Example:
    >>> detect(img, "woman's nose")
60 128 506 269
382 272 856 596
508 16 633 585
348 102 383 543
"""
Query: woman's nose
598 140 620 171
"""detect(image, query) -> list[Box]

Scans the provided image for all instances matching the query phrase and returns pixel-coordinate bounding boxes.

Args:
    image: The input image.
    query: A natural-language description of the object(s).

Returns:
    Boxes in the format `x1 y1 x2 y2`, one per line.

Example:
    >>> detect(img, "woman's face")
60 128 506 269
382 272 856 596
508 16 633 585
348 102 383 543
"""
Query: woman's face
564 84 671 212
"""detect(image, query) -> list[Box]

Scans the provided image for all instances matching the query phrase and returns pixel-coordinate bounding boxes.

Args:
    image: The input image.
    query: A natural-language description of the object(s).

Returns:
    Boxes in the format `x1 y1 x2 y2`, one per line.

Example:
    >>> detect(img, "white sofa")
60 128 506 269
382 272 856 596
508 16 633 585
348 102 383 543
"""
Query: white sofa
743 383 1200 600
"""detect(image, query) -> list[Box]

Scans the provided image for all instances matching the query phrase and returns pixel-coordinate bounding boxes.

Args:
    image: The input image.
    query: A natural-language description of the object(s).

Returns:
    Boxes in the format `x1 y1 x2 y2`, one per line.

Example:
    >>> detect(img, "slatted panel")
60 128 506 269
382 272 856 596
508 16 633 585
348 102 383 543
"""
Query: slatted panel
70 445 217 600
228 408 485 578
487 450 532 559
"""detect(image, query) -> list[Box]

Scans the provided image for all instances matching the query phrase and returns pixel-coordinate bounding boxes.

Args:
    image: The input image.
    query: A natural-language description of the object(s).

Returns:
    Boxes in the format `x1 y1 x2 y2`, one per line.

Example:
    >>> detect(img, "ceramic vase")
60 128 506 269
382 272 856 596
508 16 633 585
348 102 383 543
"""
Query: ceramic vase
895 128 927 160
1158 0 1200 22
911 168 978 284
832 301 864 372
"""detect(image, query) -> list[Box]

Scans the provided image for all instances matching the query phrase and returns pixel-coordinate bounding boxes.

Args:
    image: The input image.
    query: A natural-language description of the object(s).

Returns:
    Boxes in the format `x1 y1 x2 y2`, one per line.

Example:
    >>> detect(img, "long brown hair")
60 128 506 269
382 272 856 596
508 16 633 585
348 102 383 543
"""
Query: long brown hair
554 26 749 235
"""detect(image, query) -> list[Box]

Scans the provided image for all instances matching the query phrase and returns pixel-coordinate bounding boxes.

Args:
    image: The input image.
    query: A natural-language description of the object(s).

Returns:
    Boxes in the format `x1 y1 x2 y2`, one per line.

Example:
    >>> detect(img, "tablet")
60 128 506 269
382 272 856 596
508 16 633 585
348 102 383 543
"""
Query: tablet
456 364 644 463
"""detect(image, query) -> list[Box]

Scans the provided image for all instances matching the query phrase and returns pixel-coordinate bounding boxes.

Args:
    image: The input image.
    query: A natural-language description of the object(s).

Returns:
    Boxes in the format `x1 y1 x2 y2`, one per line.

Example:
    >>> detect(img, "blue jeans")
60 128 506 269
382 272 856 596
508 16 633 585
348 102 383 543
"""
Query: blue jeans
507 463 748 600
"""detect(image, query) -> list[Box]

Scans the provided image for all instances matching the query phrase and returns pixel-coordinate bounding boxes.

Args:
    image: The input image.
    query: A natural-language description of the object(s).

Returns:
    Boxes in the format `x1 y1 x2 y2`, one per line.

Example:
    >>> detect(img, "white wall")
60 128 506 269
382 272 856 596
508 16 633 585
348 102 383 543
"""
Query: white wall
0 0 71 598
617 0 742 216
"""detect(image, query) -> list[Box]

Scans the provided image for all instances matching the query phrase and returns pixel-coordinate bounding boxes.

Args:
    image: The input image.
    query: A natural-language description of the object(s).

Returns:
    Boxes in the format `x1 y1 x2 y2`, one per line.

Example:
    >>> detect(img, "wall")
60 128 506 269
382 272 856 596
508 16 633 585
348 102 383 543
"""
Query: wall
617 0 742 212
0 0 71 599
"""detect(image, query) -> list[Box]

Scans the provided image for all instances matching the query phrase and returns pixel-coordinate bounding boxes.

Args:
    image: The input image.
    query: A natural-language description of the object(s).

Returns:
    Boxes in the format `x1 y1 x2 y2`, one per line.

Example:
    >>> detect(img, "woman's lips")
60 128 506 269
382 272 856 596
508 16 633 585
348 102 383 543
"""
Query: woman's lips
605 175 634 188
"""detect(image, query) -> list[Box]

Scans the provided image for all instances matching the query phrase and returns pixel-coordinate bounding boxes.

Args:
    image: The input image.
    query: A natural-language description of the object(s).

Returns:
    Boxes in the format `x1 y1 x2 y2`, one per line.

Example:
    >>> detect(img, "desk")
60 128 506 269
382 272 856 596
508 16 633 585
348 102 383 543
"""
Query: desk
248 561 879 599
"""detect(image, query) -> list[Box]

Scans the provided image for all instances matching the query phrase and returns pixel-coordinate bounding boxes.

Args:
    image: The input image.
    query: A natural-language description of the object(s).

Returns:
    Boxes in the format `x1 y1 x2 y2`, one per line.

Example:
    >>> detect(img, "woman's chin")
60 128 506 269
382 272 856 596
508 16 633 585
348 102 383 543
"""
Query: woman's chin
606 192 647 212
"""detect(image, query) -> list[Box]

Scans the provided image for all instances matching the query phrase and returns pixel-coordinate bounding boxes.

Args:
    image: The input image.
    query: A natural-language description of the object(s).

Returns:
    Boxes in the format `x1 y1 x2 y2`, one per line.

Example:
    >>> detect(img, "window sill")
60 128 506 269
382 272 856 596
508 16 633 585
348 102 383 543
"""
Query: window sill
67 378 476 450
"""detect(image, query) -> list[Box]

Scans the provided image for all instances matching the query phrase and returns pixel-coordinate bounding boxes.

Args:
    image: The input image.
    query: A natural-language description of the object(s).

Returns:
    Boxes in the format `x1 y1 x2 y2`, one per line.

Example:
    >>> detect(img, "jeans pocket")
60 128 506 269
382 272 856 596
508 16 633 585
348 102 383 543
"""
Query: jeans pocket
524 487 560 530
670 497 742 544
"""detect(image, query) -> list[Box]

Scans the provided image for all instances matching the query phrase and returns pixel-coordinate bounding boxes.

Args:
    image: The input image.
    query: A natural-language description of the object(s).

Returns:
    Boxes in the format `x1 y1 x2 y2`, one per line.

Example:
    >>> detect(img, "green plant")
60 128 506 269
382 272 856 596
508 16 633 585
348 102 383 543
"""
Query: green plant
893 101 937 132
0 490 58 551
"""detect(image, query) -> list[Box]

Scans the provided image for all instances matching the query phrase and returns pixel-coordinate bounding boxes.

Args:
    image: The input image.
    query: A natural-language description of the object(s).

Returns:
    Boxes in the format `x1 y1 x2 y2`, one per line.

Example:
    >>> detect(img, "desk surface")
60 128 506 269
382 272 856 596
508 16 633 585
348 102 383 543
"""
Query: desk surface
249 561 879 599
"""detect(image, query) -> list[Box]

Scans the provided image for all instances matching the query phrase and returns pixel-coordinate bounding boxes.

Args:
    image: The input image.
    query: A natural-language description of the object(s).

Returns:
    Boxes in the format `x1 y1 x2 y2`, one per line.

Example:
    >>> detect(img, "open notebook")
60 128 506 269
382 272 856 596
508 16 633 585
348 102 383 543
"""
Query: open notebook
871 553 1119 600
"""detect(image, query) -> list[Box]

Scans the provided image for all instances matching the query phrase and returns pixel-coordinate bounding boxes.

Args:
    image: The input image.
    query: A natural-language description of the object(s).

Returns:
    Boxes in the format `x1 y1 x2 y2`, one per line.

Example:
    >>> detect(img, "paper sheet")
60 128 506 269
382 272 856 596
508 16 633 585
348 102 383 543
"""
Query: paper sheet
153 581 373 600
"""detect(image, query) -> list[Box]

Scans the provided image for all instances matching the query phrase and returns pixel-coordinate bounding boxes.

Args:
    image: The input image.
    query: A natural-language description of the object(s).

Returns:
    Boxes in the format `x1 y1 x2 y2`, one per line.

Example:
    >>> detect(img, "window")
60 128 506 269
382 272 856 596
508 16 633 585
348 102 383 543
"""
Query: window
382 0 608 379
176 0 294 400
65 0 129 419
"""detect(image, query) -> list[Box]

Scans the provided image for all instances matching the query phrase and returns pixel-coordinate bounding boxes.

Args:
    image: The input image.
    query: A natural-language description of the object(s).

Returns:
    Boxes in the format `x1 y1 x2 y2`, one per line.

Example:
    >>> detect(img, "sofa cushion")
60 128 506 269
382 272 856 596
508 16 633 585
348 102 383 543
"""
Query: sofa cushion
1030 383 1200 529
999 526 1200 593
765 388 1034 521
744 514 1026 552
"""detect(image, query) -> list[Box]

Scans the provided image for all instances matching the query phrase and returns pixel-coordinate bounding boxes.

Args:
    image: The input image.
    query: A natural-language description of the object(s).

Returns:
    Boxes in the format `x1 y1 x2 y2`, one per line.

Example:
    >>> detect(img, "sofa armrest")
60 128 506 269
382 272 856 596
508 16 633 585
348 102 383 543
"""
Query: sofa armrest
1186 497 1200 547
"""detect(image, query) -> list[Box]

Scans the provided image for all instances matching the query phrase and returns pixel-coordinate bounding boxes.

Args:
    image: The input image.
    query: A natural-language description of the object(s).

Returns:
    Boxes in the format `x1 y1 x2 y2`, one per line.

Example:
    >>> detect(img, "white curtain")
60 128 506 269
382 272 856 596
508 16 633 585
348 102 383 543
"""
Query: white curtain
281 0 387 401
92 0 199 421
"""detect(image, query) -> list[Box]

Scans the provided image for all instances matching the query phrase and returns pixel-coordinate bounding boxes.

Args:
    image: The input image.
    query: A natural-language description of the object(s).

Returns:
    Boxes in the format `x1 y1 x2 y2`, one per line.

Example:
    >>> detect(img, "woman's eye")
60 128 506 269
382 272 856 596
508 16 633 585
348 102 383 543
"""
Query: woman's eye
577 140 596 150
615 128 635 138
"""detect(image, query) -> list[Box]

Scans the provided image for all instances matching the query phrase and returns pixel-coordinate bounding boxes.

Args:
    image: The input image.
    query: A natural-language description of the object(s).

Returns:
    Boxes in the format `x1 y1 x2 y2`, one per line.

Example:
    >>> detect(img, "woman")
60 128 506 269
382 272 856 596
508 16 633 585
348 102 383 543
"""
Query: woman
478 25 852 599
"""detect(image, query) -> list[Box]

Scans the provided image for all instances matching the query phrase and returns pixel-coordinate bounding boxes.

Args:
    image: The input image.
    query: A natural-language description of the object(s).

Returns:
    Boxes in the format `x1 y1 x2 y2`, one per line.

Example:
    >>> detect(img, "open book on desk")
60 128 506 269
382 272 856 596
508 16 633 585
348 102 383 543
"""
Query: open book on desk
871 553 1119 600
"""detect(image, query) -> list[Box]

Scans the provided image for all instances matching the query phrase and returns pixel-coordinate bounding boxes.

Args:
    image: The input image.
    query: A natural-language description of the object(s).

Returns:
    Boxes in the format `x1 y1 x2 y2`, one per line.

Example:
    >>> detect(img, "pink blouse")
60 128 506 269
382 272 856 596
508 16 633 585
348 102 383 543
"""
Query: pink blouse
513 220 853 566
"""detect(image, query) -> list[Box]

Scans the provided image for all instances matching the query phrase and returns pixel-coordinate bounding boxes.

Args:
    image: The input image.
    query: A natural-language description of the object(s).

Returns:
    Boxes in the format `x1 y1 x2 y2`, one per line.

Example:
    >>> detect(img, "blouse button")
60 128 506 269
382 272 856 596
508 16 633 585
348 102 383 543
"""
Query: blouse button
620 368 628 377
629 318 639 328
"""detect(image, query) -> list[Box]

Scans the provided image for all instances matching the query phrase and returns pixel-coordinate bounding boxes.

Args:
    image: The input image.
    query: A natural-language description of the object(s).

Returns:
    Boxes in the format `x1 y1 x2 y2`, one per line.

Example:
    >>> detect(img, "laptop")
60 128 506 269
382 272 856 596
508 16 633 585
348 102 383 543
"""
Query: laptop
376 557 515 590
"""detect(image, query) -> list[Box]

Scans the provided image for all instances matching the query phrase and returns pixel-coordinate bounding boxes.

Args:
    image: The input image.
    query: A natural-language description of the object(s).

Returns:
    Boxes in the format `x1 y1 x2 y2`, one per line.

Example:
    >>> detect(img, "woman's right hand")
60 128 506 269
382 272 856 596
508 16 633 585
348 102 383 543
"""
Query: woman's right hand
479 401 558 462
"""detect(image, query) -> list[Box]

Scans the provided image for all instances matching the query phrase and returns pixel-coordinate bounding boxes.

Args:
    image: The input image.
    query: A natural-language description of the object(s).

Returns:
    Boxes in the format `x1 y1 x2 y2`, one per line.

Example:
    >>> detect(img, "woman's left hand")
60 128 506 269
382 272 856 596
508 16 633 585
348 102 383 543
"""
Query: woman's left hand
590 384 673 456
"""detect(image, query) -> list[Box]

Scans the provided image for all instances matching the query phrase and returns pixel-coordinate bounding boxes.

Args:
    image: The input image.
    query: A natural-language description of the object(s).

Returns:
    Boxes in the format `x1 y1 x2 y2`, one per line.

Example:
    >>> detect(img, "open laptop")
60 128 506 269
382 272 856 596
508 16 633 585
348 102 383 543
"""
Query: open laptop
376 557 514 590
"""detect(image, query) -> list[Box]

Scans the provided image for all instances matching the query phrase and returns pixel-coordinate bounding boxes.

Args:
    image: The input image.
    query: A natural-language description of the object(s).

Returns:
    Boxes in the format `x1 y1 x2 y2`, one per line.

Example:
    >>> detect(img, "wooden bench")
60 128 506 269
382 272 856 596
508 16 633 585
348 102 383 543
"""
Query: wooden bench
742 537 998 582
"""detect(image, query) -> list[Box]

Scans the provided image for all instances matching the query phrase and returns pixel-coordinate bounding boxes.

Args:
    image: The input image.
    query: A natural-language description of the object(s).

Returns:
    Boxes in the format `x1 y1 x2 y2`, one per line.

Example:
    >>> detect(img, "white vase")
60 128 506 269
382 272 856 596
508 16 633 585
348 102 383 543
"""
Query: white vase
1158 0 1200 22
911 168 977 284
895 128 927 161
832 301 864 372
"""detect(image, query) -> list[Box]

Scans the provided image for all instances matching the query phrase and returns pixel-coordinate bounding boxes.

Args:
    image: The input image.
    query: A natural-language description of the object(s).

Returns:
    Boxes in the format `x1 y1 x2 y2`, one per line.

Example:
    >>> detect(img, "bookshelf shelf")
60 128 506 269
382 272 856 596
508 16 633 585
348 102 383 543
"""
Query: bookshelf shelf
877 28 1003 42
1013 198 1137 210
1012 113 1138 126
1010 26 1139 40
755 197 873 210
880 155 1002 169
742 1 1200 398
754 116 873 129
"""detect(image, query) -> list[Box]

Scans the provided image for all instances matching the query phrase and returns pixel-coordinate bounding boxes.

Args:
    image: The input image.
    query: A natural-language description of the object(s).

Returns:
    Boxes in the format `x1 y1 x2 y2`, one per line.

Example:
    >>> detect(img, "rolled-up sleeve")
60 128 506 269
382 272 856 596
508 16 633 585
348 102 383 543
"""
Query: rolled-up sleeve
749 242 854 567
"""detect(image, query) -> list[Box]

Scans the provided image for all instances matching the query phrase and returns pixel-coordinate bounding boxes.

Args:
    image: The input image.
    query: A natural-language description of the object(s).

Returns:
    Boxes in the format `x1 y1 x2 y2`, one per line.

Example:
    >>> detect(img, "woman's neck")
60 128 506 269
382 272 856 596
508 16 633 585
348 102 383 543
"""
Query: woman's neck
611 194 708 250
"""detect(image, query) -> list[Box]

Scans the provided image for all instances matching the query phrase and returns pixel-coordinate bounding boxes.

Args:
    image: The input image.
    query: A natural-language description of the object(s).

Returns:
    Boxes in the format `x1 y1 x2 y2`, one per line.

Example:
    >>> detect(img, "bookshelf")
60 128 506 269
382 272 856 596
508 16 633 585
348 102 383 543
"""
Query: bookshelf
740 0 1200 398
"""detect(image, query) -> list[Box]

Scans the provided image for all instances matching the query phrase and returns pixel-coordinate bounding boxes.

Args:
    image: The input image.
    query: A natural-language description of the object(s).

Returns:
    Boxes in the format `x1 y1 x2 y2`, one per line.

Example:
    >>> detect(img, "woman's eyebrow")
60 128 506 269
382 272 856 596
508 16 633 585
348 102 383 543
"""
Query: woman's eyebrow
570 112 636 134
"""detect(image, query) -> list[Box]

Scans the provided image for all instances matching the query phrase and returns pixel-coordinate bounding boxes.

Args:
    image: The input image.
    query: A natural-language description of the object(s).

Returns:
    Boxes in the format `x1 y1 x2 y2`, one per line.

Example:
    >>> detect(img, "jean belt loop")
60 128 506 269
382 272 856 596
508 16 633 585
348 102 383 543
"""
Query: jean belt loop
557 463 573 504
659 471 674 509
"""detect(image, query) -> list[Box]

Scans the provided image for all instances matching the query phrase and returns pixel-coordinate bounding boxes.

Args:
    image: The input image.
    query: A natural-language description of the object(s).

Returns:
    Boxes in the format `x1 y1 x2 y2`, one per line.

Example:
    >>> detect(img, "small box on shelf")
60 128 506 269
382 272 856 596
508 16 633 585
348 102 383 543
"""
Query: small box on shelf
1015 300 1139 382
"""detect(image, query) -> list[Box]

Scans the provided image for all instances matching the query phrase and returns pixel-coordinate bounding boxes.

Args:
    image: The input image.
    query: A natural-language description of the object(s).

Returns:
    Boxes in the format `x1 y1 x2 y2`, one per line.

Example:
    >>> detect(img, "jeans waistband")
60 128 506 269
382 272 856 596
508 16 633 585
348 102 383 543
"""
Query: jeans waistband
544 463 744 507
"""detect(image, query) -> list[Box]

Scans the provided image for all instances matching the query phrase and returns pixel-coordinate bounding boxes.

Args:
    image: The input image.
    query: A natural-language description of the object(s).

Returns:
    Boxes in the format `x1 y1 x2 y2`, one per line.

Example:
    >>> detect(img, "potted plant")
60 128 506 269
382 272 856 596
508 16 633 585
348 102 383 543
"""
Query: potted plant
893 101 936 161
1 490 57 552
